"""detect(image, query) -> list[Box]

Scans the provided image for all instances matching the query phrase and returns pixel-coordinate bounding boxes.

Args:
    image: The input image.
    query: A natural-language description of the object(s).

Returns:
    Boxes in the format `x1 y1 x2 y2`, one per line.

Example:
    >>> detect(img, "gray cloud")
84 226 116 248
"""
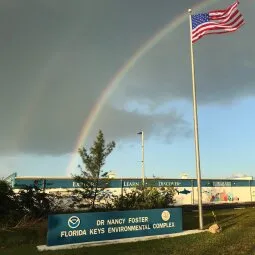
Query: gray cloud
0 102 191 155
92 105 191 143
113 2 255 105
0 0 253 155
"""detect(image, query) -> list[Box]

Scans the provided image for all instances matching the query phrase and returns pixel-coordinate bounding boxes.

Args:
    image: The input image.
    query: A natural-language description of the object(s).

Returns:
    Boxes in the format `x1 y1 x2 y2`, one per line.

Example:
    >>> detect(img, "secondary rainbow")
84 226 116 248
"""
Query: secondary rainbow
66 0 221 175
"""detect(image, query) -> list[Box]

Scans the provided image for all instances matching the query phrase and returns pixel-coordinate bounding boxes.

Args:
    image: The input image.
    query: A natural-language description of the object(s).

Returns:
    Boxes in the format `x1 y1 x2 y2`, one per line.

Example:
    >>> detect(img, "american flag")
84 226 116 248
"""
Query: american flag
191 1 245 43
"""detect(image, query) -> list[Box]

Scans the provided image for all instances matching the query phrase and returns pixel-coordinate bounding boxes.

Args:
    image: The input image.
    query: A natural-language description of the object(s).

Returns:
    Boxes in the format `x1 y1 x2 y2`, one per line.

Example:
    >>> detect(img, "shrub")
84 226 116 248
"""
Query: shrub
0 180 20 227
17 186 52 218
110 186 176 211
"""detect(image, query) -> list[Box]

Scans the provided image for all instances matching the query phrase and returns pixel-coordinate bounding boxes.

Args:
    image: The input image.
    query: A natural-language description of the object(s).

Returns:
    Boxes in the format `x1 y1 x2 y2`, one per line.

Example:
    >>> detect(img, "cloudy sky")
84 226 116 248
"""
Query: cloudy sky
0 0 254 179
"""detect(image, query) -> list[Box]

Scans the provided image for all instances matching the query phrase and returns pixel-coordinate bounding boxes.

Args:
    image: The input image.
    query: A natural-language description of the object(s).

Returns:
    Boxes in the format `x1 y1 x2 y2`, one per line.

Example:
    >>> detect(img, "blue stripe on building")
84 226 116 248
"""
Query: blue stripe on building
13 177 255 189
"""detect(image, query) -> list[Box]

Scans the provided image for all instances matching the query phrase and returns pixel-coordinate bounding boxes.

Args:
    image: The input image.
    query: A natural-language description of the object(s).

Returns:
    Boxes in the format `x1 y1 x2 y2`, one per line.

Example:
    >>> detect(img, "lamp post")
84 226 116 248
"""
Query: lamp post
137 131 145 186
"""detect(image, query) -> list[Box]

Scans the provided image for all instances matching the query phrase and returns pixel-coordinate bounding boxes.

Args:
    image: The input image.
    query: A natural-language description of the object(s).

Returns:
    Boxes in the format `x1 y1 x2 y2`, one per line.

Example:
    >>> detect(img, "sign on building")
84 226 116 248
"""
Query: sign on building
47 208 182 246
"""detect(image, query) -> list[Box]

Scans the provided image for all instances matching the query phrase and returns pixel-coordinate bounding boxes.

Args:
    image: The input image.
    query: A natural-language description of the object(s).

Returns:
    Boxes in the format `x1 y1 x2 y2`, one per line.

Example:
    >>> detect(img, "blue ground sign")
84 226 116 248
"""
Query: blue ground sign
47 208 183 246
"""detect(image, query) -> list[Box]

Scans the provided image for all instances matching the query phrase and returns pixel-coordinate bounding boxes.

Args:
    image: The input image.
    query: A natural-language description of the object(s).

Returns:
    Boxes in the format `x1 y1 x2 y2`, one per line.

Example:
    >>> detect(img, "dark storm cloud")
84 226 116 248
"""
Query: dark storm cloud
0 0 253 155
91 105 191 144
117 1 255 105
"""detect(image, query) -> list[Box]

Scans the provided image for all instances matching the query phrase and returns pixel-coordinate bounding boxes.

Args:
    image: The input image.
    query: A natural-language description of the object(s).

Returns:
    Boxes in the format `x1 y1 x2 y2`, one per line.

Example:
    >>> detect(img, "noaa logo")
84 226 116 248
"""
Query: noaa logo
68 216 80 229
161 210 171 222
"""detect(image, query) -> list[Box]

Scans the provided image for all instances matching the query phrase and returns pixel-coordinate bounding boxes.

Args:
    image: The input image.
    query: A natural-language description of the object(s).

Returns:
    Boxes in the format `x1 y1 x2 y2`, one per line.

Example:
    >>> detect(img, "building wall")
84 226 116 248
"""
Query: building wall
13 177 255 205
251 183 255 202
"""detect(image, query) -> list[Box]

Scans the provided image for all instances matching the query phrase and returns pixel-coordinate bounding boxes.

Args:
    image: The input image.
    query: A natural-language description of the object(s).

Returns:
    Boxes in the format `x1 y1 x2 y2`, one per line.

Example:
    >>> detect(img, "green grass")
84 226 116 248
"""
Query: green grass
1 208 255 255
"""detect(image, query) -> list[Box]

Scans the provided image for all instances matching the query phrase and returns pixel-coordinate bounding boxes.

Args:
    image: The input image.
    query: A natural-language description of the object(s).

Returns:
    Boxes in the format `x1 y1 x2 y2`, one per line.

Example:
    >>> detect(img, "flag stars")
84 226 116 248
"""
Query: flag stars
191 13 209 29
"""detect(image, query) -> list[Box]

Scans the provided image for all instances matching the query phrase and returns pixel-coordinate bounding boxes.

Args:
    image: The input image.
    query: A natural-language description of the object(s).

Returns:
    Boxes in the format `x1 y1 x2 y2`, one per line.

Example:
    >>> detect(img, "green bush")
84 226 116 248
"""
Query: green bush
0 180 58 227
110 186 176 211
0 180 16 213
17 186 51 218
0 180 20 227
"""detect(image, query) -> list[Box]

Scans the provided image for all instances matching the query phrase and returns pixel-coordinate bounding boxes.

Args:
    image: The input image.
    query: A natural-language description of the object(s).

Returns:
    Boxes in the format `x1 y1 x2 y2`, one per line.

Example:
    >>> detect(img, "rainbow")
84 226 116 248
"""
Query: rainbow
66 0 221 175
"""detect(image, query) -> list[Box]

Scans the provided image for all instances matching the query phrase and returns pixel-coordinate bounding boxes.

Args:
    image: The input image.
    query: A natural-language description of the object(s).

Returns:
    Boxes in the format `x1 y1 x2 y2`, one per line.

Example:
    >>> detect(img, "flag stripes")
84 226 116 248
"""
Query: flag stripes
191 1 245 43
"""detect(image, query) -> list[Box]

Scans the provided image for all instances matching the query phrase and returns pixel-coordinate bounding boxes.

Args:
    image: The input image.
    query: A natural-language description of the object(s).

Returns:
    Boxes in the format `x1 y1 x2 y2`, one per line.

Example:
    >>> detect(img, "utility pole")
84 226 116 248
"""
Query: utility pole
137 131 145 186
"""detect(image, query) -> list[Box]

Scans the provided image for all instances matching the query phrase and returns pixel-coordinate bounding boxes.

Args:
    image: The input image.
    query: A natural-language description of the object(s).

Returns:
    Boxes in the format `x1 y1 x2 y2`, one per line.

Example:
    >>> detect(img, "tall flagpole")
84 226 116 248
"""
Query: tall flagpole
188 9 204 230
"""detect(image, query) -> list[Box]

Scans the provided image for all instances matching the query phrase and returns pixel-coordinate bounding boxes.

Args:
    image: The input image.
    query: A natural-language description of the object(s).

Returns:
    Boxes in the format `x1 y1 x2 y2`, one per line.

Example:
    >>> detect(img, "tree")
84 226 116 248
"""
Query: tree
73 130 115 210
0 180 17 216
